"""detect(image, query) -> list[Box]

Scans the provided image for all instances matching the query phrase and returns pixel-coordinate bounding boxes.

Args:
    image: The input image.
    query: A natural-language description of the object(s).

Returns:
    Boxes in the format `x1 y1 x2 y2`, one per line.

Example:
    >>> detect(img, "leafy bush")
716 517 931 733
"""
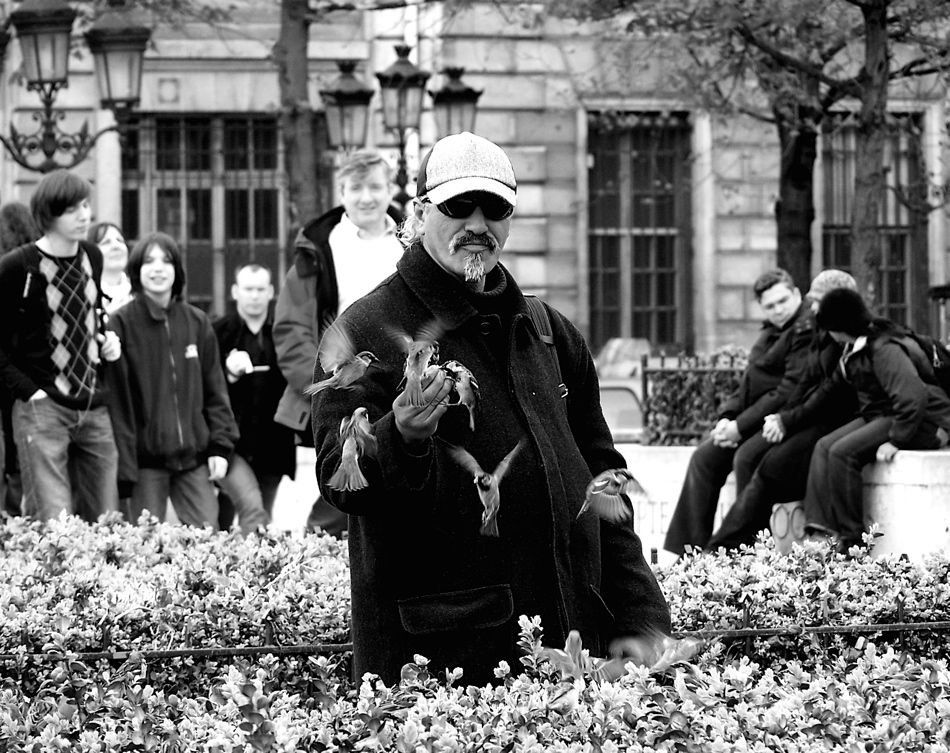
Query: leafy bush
643 346 747 446
3 516 950 750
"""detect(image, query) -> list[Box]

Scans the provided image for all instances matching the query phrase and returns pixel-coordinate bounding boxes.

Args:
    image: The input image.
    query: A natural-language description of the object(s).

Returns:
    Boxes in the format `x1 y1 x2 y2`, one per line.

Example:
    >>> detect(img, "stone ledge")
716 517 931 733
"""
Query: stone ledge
618 444 950 561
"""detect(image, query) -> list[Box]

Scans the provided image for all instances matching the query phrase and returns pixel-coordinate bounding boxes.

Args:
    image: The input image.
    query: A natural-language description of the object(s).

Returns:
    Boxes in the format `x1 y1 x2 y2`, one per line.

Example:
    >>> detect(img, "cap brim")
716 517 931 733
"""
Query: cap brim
426 177 517 208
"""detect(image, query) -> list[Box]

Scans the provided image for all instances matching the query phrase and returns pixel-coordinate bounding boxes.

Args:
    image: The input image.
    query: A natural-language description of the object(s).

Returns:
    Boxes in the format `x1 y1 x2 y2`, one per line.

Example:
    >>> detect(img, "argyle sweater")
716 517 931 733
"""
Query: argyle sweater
0 241 109 408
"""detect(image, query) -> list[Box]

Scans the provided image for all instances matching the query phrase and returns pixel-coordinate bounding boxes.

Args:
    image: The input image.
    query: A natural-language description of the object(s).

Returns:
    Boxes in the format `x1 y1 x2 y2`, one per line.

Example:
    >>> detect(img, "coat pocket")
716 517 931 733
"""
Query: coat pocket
398 584 513 635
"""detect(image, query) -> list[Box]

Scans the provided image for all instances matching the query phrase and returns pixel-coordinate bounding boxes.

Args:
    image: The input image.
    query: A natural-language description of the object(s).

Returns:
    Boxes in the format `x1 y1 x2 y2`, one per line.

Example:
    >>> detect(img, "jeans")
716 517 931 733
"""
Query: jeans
12 397 119 523
216 454 279 534
126 464 219 529
663 431 771 555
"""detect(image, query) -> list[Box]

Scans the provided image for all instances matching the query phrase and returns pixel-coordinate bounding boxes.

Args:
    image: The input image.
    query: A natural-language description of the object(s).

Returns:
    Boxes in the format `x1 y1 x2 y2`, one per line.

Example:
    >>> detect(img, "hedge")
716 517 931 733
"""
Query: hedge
2 515 950 750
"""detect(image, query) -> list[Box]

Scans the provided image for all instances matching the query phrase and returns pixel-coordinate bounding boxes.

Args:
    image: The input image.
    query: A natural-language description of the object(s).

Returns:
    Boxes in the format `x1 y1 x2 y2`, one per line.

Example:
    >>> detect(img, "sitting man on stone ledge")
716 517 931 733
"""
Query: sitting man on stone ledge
664 268 814 556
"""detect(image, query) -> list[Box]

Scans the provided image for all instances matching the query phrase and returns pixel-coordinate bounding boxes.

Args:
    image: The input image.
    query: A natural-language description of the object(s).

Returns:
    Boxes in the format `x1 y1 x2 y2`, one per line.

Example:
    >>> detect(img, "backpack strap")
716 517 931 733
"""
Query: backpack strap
524 293 568 400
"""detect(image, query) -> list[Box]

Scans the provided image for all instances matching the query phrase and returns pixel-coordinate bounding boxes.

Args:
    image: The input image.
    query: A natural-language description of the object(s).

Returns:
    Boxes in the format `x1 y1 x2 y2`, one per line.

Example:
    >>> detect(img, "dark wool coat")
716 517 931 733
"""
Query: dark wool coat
718 302 815 438
311 243 671 686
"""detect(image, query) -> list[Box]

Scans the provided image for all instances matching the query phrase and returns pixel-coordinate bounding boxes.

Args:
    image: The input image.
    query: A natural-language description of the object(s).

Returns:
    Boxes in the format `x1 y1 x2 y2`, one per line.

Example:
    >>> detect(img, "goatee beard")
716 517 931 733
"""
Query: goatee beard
463 253 486 282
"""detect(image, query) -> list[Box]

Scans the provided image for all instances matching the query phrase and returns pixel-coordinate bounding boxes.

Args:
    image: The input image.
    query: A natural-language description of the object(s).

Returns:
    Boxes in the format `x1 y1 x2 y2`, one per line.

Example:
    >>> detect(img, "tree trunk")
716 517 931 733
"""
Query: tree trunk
773 106 818 293
850 0 890 309
274 0 328 253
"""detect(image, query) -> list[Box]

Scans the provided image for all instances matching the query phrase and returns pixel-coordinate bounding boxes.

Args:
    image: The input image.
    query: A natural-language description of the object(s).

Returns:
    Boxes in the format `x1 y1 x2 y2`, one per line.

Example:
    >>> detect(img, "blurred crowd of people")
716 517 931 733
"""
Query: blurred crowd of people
0 147 406 535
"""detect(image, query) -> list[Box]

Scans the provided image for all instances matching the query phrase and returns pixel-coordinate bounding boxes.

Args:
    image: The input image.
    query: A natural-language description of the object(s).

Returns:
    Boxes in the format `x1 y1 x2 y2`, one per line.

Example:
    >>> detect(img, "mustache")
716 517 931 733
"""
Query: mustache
449 233 498 255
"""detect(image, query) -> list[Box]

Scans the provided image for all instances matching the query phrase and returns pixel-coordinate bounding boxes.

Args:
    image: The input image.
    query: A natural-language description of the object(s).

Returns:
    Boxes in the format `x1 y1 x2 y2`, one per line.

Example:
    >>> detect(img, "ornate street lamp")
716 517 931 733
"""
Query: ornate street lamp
0 0 151 173
429 67 482 138
375 44 430 206
320 60 374 152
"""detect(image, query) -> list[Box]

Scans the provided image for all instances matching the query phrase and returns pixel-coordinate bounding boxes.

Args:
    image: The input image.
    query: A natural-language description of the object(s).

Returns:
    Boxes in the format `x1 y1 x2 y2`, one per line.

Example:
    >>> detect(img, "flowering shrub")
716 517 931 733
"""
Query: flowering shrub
643 345 747 445
2 516 950 750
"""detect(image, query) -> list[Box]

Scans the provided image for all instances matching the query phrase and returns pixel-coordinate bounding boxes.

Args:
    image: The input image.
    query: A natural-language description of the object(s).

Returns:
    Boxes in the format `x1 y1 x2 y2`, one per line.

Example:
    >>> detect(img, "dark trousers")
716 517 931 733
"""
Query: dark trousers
663 431 772 555
706 423 831 551
801 415 947 545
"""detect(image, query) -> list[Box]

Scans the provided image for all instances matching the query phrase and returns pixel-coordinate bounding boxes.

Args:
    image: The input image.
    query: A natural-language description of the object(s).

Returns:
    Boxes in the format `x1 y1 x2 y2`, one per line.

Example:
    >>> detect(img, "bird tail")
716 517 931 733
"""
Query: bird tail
328 457 368 492
404 373 425 407
479 513 499 537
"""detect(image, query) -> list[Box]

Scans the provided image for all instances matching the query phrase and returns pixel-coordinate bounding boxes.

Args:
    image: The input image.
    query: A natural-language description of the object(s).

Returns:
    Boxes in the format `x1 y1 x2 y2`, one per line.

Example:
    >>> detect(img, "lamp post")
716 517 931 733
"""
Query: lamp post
375 45 430 207
429 67 482 138
0 0 151 173
320 60 374 152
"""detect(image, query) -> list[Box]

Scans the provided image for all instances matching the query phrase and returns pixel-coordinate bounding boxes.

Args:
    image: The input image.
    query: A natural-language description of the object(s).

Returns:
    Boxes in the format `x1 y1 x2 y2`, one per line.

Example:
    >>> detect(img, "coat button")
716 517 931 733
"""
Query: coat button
479 322 492 335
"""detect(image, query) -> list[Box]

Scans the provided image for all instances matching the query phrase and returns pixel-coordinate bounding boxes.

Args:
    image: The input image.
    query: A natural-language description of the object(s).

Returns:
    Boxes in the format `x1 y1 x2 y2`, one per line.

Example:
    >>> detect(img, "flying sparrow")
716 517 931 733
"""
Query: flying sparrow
446 439 525 537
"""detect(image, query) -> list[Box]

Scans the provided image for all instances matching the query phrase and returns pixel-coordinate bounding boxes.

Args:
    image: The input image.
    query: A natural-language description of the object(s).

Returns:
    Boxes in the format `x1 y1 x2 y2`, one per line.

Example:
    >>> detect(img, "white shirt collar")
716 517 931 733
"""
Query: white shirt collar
339 211 396 240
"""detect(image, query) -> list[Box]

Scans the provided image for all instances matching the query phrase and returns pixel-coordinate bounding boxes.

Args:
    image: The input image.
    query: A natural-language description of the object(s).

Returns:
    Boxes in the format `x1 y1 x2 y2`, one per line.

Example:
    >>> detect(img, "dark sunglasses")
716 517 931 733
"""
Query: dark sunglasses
428 192 514 222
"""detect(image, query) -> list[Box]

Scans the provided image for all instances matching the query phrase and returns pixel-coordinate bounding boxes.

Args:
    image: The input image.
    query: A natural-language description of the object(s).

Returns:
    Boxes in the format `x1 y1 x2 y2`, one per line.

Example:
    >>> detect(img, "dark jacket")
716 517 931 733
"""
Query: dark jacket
107 295 238 490
213 311 296 478
0 241 111 408
311 243 671 686
272 205 403 433
718 302 814 438
831 327 950 447
778 331 857 435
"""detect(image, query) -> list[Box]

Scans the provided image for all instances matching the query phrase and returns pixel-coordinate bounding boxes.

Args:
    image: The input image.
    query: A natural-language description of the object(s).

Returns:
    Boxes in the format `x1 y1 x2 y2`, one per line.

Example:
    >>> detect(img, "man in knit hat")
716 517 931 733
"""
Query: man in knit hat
309 132 670 686
705 269 860 551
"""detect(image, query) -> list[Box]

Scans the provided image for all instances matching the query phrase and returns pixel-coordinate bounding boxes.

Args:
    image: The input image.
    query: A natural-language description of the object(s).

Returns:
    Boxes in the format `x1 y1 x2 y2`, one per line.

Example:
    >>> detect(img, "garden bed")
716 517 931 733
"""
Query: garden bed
2 514 950 751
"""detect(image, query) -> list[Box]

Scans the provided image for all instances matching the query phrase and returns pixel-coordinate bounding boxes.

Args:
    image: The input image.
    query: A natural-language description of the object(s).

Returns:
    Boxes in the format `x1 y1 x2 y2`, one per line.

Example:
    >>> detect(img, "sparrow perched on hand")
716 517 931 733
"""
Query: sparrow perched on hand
391 321 444 407
327 407 377 492
576 468 647 523
446 439 525 537
442 360 479 431
305 319 377 396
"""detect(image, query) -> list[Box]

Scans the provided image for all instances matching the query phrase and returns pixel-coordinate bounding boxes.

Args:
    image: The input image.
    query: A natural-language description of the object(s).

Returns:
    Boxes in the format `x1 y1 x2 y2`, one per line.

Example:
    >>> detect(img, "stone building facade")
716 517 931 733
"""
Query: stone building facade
1 1 947 354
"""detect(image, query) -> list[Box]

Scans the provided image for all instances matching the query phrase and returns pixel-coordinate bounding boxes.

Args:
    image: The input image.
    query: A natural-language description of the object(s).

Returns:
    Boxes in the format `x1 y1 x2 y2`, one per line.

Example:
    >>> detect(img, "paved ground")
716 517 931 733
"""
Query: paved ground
270 446 319 533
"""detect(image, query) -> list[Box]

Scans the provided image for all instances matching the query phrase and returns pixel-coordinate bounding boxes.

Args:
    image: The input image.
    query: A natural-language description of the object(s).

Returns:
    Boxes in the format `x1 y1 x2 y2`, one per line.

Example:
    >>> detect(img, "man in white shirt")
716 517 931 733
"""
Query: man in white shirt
273 149 403 536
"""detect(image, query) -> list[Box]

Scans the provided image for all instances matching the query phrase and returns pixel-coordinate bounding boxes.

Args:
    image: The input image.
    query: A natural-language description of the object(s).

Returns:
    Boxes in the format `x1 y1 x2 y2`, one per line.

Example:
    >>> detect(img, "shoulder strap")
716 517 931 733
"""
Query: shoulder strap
524 294 568 399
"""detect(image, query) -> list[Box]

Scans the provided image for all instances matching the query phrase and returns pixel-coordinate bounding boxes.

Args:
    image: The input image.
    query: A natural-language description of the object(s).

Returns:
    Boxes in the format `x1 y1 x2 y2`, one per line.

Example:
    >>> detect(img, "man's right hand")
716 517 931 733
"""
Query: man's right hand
225 349 253 382
393 366 454 445
763 414 786 444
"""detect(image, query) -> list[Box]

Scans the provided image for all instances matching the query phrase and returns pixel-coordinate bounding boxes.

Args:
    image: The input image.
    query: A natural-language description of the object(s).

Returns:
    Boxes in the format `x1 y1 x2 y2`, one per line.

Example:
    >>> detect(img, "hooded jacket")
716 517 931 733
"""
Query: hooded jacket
272 205 403 433
311 242 671 686
107 295 238 491
832 328 950 447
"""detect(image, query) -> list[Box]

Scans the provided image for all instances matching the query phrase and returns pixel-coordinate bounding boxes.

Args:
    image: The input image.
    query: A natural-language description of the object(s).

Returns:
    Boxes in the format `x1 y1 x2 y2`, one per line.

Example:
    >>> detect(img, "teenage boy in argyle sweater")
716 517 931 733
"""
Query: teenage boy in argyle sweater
0 170 122 522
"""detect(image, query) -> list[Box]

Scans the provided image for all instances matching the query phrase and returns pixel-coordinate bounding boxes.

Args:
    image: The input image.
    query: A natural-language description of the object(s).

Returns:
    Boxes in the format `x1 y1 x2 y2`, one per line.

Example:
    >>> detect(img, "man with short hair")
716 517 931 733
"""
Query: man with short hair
273 149 403 537
310 132 671 685
214 263 296 533
0 169 122 521
663 268 814 556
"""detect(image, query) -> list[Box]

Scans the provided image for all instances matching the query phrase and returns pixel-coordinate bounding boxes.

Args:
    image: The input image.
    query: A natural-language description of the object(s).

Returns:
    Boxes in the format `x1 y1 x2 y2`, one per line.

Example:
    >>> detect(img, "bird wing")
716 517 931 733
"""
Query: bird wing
318 318 356 374
445 444 485 478
589 492 633 523
385 324 413 355
619 471 649 503
415 318 445 348
493 438 526 481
